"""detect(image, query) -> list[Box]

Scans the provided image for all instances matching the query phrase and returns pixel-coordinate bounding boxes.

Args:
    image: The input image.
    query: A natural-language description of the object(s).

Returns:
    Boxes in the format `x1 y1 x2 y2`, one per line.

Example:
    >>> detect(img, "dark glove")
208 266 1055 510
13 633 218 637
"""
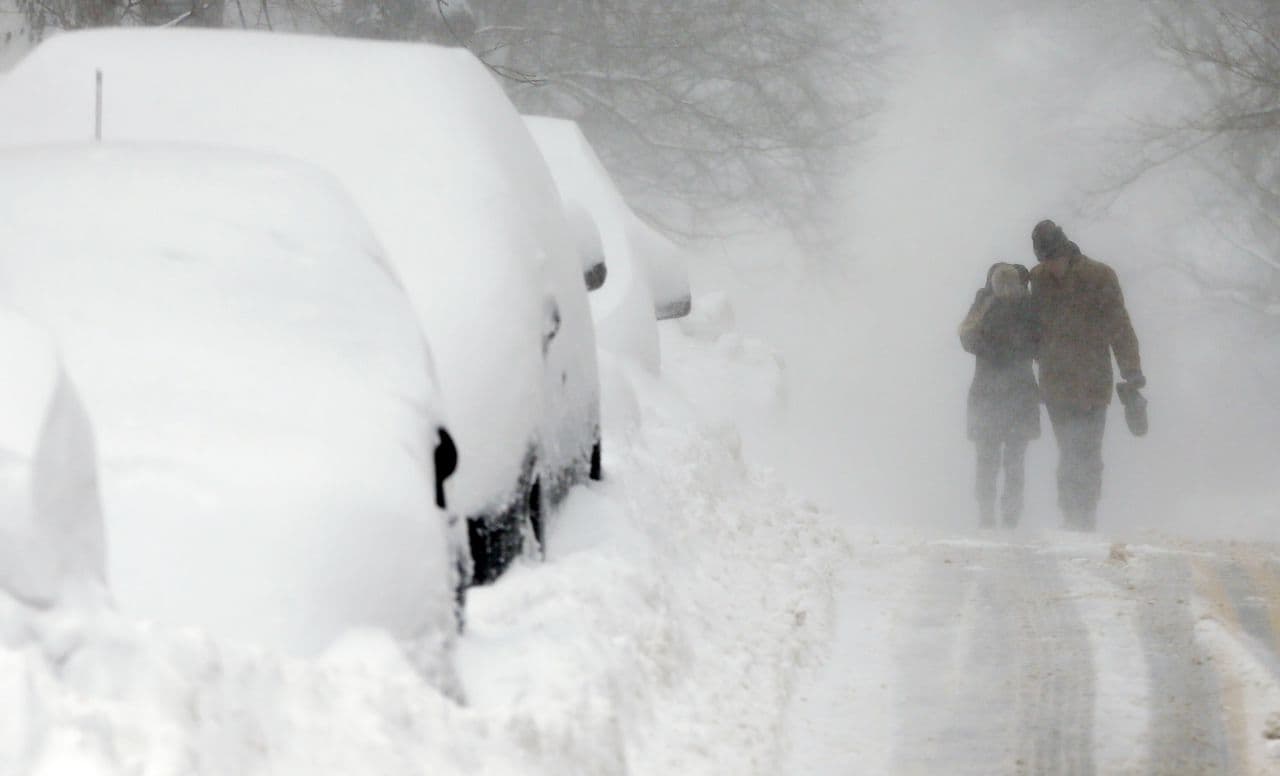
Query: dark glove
1116 380 1149 436
1121 371 1145 389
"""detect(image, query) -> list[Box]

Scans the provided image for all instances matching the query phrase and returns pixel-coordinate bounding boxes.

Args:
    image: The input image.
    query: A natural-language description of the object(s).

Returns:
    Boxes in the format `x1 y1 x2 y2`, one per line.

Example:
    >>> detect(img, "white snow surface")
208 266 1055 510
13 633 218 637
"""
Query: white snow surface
0 306 104 608
781 530 1280 775
0 145 453 660
0 28 599 517
0 288 844 773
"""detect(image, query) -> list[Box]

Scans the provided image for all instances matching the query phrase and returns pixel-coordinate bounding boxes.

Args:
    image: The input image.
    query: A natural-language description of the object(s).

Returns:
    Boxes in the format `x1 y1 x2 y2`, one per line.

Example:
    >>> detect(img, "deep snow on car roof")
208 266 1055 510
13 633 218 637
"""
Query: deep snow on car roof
0 27 589 513
0 144 453 659
0 29 559 307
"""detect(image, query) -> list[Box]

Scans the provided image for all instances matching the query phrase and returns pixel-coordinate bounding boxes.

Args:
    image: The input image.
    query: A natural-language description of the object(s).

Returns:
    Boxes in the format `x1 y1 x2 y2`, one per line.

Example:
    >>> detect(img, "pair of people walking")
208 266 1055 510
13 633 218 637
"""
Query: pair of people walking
960 220 1145 530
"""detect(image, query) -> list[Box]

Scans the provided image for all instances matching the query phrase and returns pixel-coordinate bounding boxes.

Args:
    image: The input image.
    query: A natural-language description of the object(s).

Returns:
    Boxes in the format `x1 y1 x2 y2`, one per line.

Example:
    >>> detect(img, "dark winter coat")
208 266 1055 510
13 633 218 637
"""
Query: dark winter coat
960 291 1042 442
1029 253 1142 410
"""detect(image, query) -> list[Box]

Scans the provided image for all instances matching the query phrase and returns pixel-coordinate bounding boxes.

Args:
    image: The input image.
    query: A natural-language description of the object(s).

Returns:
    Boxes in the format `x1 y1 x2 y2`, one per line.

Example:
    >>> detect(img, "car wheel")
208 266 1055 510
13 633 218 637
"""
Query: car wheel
467 465 546 585
467 492 529 586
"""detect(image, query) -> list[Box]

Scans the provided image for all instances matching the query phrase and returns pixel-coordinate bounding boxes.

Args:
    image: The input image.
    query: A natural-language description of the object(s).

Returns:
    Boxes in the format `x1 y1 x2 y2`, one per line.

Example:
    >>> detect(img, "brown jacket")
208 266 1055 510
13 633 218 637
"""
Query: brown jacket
1030 254 1141 409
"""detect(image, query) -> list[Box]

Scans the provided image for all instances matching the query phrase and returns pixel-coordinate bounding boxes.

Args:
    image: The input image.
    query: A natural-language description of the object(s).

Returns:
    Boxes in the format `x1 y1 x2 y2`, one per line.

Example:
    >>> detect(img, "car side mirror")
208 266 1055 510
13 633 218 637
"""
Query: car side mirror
564 202 607 291
584 261 607 292
433 427 457 509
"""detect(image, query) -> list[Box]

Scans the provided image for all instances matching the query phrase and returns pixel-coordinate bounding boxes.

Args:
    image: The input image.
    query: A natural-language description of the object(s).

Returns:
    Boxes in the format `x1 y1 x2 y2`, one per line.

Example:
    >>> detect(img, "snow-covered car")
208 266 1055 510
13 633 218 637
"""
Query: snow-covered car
0 306 105 608
524 116 693 372
638 224 694 321
0 29 602 585
0 146 459 669
525 116 659 372
523 116 692 324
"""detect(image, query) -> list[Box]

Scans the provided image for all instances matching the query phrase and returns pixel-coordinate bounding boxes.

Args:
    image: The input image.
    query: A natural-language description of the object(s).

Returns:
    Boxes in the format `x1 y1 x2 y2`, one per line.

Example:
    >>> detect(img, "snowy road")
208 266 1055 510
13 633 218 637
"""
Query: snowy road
785 533 1280 775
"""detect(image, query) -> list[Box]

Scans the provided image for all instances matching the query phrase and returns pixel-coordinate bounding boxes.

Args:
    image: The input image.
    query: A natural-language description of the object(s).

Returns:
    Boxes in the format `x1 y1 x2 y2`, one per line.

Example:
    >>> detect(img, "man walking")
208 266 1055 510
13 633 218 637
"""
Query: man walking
1029 220 1144 530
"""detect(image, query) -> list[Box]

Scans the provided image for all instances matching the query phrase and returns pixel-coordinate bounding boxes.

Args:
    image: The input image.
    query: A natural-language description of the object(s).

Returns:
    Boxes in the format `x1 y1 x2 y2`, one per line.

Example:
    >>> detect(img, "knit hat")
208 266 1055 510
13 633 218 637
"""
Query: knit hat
989 263 1029 299
985 262 1031 288
1032 219 1070 261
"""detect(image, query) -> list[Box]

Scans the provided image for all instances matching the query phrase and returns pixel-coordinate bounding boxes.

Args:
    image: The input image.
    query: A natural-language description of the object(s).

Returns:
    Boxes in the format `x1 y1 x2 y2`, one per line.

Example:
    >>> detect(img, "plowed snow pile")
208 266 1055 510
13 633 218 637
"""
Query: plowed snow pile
0 303 843 776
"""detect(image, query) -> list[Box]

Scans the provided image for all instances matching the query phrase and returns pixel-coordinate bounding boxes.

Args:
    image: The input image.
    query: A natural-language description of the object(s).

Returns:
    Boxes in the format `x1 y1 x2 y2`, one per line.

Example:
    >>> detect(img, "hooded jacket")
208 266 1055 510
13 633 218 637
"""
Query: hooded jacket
960 265 1041 441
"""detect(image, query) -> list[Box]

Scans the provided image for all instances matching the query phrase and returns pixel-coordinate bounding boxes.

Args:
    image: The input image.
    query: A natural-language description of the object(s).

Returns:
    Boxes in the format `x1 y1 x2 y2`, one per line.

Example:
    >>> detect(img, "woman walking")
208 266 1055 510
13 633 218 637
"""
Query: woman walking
959 263 1041 528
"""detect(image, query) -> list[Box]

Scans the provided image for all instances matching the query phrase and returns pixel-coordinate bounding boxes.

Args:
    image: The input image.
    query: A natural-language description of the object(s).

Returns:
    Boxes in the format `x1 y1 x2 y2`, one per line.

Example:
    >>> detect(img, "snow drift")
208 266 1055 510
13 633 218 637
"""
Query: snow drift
0 292 836 774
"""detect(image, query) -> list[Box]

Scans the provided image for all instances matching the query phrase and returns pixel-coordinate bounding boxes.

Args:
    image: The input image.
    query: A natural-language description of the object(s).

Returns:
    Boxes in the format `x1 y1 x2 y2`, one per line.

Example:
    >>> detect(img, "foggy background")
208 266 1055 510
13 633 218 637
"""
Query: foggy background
698 0 1280 542
2 0 1276 541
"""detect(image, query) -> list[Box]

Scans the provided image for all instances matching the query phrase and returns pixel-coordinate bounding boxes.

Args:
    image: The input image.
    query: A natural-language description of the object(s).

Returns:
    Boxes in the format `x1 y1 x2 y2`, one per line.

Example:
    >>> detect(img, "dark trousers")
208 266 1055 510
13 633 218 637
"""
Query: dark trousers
974 437 1028 524
1046 403 1107 528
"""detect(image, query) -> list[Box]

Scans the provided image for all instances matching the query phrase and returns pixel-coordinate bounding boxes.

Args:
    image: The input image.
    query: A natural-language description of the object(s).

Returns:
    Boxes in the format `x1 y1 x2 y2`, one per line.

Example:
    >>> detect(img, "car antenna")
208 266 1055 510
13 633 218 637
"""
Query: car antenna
94 69 103 142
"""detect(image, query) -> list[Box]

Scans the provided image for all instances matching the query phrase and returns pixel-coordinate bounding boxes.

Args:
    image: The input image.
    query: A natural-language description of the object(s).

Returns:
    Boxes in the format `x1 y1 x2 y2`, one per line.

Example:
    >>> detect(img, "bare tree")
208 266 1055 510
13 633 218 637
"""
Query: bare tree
14 0 223 40
460 1 881 245
1139 0 1280 314
5 0 463 48
3 0 878 248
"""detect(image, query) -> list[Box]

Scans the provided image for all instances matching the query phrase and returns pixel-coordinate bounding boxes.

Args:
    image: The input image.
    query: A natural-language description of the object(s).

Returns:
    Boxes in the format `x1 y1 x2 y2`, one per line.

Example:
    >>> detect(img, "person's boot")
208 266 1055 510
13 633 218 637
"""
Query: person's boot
1063 509 1097 532
1079 507 1097 531
1002 506 1021 529
1001 493 1022 529
978 501 996 529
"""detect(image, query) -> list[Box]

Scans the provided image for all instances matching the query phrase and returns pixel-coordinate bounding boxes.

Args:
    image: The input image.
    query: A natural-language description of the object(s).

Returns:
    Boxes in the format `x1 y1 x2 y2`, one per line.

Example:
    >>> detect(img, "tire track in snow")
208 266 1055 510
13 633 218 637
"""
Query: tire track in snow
1008 549 1095 776
893 543 1095 775
1133 553 1233 775
1190 548 1280 773
892 544 1018 773
1215 554 1280 683
1245 559 1280 653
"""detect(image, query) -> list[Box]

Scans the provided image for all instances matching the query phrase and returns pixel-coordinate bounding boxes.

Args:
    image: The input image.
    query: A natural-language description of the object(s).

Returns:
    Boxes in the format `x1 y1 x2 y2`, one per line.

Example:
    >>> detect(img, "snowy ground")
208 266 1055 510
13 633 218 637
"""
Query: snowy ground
6 1 1280 773
0 303 849 775
715 0 1280 772
784 529 1280 775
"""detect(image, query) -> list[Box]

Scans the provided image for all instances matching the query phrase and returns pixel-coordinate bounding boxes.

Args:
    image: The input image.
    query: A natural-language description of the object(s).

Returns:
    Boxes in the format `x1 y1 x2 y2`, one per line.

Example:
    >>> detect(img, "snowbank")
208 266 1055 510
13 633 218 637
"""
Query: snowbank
458 356 840 774
0 285 840 774
0 307 104 607
0 146 453 661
